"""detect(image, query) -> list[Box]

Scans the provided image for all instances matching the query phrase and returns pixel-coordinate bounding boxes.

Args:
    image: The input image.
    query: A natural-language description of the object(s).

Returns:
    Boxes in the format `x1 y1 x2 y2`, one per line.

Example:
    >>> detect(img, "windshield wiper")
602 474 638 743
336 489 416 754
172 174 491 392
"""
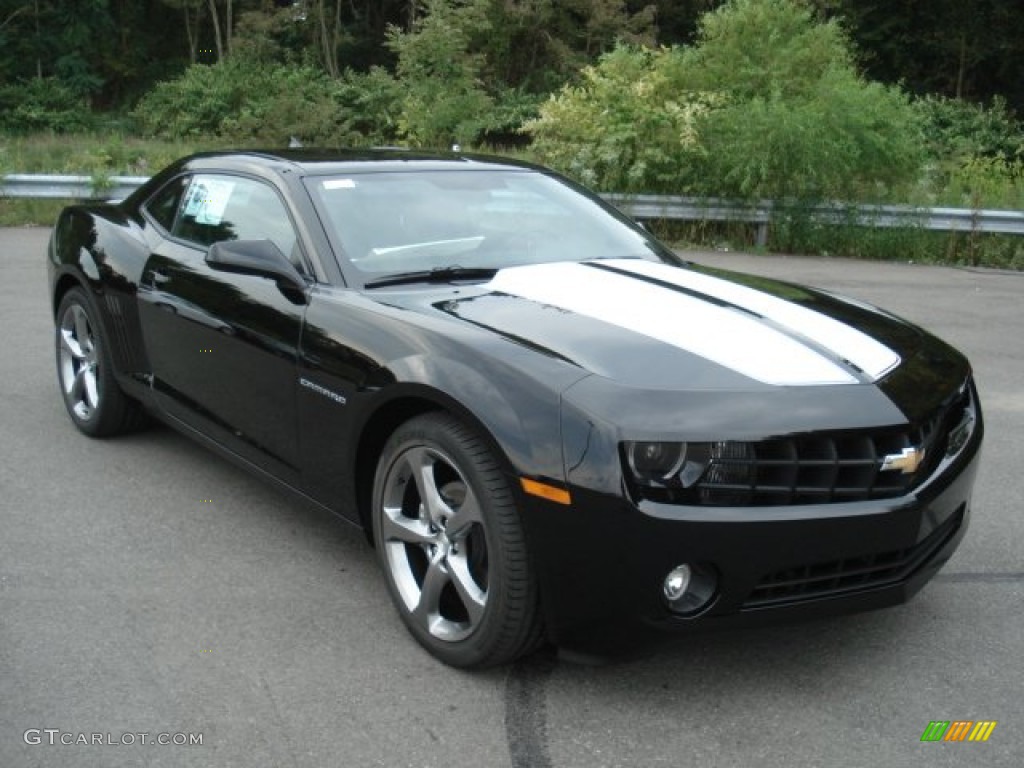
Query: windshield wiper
364 265 498 289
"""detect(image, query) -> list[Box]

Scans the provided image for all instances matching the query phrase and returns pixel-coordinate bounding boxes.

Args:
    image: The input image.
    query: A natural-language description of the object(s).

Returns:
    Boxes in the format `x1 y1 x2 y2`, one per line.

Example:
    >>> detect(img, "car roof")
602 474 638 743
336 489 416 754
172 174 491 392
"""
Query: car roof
178 149 542 177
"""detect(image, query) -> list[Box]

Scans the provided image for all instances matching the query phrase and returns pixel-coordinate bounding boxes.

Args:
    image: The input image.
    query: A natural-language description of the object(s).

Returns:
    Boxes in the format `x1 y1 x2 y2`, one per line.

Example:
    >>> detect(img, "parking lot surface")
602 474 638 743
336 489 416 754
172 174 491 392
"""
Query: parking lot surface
2 227 1021 767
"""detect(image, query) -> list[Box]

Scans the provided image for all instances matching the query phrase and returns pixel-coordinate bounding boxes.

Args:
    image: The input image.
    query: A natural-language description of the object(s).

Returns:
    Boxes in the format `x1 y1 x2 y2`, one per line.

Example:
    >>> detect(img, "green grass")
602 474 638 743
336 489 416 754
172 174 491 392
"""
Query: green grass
0 131 231 176
0 199 66 227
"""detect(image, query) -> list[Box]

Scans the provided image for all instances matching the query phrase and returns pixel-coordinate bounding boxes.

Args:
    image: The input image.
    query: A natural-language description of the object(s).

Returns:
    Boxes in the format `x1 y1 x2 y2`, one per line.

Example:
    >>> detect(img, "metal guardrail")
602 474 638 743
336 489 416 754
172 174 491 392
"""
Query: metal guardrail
3 174 1023 243
0 174 150 202
603 193 1024 247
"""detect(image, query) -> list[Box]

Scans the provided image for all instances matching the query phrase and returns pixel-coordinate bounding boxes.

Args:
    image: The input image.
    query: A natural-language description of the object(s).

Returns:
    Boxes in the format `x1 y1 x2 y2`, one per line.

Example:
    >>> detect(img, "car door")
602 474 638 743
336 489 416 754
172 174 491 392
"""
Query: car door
137 172 308 481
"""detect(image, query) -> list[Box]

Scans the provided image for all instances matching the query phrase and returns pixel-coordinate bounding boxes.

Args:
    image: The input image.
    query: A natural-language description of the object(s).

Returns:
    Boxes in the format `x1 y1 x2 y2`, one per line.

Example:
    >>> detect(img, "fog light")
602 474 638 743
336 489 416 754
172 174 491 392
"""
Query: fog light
662 563 717 615
663 565 692 601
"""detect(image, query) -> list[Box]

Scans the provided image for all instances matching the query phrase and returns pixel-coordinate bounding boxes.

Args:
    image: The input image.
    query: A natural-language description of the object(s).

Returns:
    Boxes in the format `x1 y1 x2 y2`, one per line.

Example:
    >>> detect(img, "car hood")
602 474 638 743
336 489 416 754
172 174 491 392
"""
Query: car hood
391 258 935 392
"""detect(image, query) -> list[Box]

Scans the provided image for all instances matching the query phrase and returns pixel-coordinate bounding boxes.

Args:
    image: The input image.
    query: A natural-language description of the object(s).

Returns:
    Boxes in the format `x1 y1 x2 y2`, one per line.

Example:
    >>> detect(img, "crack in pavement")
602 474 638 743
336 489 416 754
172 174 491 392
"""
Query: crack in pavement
504 649 558 768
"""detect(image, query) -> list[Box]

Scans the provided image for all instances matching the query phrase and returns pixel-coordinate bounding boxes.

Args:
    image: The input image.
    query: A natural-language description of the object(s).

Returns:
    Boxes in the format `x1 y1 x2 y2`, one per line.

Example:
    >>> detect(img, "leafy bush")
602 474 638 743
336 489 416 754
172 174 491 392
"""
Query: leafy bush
526 0 924 201
477 87 543 147
697 69 923 200
941 154 1024 210
328 68 404 146
525 45 718 192
911 96 1024 209
915 95 1024 161
134 58 320 141
0 78 95 134
133 59 257 139
132 57 402 146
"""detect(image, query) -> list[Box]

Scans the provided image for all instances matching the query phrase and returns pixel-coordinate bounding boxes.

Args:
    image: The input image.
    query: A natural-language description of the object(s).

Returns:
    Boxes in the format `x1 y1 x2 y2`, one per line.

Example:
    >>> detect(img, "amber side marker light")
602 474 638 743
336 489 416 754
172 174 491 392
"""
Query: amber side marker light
520 477 572 505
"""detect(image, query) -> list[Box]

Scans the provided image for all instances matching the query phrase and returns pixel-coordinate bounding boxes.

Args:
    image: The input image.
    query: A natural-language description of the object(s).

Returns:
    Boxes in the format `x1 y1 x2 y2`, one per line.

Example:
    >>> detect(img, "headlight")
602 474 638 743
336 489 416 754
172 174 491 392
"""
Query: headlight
624 441 711 488
622 440 755 503
626 441 686 482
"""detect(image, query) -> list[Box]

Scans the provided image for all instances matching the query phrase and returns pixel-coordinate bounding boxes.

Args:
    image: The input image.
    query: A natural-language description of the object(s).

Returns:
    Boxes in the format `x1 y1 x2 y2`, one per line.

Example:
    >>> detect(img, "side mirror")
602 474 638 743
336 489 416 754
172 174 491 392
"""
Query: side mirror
206 239 307 294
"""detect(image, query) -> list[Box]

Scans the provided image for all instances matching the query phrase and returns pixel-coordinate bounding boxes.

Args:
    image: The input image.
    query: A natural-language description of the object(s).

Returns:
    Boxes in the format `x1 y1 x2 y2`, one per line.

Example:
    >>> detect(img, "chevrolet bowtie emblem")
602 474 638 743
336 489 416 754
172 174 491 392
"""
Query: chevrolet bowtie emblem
880 446 926 474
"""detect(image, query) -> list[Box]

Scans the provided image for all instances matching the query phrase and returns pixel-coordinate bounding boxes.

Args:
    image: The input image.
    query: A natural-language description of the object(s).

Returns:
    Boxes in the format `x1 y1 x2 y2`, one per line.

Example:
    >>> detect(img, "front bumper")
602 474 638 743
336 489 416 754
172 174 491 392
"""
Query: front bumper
519 419 982 657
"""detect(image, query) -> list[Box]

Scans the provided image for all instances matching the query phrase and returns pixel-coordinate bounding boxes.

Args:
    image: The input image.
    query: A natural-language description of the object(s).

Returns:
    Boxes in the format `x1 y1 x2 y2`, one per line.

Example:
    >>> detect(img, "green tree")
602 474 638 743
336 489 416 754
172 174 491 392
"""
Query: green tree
385 0 494 147
527 0 924 200
383 0 661 147
680 0 923 199
525 45 719 192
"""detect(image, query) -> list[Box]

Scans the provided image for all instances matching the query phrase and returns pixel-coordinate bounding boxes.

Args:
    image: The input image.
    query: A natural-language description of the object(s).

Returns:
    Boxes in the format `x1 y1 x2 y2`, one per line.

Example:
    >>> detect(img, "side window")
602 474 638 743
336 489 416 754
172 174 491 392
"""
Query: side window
144 175 190 233
172 174 300 265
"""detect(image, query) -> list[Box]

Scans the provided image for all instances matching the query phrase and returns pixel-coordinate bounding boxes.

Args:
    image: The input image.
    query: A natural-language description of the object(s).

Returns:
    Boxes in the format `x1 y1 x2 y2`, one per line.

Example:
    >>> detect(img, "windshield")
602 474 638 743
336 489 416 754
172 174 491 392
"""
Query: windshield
304 169 675 278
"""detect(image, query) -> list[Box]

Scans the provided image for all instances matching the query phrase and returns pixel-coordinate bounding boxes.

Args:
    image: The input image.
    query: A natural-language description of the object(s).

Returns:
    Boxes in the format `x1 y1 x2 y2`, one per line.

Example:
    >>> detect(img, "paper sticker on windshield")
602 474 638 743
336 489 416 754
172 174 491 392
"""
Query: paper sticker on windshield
183 178 235 225
323 178 356 190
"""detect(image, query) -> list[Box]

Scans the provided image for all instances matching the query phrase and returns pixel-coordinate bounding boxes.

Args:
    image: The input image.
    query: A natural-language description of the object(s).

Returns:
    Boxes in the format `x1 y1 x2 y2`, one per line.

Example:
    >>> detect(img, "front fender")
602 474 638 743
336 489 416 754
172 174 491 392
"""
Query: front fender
383 353 563 480
298 290 587 521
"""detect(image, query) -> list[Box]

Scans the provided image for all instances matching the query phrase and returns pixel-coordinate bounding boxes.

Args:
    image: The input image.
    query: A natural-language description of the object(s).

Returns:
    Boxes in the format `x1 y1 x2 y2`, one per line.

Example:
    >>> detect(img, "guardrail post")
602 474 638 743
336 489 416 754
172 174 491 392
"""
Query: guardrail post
755 221 768 249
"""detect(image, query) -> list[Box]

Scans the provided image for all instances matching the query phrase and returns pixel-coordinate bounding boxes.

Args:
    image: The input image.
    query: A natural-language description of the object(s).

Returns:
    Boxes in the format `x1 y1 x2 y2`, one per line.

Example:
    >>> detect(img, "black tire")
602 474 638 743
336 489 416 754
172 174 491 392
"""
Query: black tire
371 412 543 668
54 287 148 437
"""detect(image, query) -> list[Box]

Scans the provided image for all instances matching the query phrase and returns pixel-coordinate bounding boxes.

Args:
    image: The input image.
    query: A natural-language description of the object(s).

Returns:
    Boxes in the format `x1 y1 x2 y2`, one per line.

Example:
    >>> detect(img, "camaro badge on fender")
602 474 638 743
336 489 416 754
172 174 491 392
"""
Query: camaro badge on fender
299 377 347 405
881 446 926 474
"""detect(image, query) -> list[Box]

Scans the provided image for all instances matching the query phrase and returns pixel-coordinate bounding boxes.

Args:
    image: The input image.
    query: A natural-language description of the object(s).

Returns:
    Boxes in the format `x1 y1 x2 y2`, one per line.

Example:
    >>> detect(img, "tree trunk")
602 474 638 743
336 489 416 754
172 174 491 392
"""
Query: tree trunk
34 0 42 79
334 0 342 72
184 2 197 64
207 0 223 60
955 32 966 100
317 0 341 77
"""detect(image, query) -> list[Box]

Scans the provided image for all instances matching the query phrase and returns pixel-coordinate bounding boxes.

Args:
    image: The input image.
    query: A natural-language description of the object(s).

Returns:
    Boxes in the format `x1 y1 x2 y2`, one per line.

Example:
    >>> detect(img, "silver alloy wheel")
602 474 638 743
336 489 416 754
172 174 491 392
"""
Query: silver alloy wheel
58 303 100 422
379 444 489 643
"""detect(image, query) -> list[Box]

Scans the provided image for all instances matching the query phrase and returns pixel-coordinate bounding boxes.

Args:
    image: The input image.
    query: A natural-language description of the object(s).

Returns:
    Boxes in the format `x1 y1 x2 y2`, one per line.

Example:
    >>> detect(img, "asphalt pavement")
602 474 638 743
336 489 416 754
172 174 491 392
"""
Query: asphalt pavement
1 227 1021 767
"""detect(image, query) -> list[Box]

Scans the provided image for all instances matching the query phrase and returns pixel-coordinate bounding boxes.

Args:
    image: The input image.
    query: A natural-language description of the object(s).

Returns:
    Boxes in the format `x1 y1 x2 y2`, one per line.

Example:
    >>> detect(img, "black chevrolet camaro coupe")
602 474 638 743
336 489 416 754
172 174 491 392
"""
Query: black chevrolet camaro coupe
47 150 983 667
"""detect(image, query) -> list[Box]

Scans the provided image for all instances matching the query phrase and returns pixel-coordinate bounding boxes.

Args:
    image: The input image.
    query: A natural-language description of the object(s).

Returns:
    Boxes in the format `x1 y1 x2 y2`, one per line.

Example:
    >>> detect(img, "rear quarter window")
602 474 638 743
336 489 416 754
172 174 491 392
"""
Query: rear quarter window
144 175 190 233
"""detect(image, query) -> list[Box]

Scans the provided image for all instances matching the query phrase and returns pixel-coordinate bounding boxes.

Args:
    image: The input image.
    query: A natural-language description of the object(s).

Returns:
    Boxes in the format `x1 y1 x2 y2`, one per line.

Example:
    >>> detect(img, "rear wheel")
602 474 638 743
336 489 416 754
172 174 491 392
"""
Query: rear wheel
55 287 147 437
372 413 542 668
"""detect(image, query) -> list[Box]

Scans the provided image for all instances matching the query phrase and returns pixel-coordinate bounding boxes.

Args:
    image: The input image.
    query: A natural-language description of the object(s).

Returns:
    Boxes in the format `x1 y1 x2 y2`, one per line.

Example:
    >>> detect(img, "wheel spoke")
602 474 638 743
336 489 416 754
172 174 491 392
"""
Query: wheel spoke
448 552 486 625
413 555 449 624
380 508 435 546
60 329 85 361
70 365 88 402
446 488 482 541
83 368 99 409
72 306 92 354
406 447 454 525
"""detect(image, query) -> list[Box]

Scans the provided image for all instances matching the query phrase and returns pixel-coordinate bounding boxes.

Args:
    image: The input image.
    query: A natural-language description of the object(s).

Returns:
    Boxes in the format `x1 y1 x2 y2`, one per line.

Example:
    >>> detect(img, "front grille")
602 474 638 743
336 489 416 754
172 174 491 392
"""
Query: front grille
693 384 973 507
743 504 965 608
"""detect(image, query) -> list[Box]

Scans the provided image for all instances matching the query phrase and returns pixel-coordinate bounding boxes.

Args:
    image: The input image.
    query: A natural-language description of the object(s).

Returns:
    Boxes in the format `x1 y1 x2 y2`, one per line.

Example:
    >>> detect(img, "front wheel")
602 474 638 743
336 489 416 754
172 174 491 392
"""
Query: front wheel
371 413 542 668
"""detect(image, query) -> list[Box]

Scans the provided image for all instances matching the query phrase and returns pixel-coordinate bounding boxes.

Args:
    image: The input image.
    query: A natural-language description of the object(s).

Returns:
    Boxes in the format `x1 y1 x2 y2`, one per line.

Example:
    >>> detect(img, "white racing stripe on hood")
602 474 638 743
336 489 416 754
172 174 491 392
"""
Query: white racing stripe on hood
604 258 901 381
488 262 859 386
